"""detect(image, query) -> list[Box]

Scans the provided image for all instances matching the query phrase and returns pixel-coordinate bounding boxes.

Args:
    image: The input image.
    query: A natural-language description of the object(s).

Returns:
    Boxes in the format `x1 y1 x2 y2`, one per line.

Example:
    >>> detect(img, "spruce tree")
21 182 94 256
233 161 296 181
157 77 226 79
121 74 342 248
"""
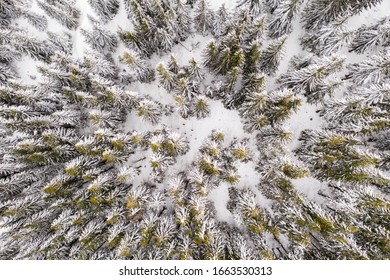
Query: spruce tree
260 35 287 75
237 0 263 16
88 0 120 23
301 18 354 56
194 0 214 36
268 0 302 38
296 129 389 187
212 4 230 37
302 0 383 31
350 17 390 53
346 50 390 86
37 0 80 29
81 24 118 54
279 54 345 103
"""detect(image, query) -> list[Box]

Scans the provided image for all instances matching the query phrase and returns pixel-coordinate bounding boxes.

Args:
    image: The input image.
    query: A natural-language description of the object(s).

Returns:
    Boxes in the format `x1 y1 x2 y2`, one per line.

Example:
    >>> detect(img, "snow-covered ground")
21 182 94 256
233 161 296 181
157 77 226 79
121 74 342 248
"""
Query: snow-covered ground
4 0 390 246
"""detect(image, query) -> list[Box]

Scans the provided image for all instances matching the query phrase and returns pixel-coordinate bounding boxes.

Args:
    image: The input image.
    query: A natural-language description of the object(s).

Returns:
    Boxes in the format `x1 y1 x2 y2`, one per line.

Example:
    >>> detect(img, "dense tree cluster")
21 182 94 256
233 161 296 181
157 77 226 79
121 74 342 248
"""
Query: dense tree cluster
0 0 389 260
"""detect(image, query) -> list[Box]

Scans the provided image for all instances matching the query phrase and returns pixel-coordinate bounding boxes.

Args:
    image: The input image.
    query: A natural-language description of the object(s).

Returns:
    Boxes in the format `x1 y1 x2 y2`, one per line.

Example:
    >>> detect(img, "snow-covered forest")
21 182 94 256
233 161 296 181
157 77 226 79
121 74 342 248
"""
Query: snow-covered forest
0 0 389 260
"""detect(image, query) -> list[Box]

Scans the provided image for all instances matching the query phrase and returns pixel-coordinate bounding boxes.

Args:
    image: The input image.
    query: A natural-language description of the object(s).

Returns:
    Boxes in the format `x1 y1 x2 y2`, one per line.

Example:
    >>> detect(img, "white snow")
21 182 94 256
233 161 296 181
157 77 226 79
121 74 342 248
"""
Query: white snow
4 0 390 253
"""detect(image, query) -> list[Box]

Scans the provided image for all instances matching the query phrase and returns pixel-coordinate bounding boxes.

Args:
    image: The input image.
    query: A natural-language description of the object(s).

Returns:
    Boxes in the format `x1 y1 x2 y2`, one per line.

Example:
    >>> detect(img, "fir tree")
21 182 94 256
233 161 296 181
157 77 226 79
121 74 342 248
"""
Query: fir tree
194 0 214 36
279 54 345 103
88 0 120 23
120 50 154 82
302 0 383 30
37 0 80 29
212 4 230 37
260 35 287 75
301 17 354 56
268 0 302 38
346 50 390 85
237 0 263 16
350 17 390 53
81 24 118 54
296 129 389 187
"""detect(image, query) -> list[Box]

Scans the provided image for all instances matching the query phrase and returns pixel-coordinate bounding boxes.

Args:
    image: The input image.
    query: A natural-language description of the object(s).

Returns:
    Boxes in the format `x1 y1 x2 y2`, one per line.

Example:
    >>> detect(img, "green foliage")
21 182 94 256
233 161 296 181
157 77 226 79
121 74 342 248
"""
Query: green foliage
296 130 389 187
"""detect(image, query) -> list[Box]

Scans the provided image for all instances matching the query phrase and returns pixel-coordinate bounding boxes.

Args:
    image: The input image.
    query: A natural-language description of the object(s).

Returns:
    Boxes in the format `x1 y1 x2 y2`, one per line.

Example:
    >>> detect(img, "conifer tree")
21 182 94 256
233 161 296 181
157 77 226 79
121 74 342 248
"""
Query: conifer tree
268 0 302 38
175 0 192 41
237 0 263 16
88 0 120 23
194 95 210 118
346 50 390 86
296 129 389 187
121 50 154 82
120 0 191 57
279 54 345 103
47 31 73 53
320 83 390 135
37 0 80 29
212 4 230 37
194 0 214 36
1 0 389 261
81 24 118 54
301 18 354 56
302 0 383 30
264 0 282 13
243 42 261 75
350 17 390 53
260 35 287 75
241 89 301 132
156 62 177 92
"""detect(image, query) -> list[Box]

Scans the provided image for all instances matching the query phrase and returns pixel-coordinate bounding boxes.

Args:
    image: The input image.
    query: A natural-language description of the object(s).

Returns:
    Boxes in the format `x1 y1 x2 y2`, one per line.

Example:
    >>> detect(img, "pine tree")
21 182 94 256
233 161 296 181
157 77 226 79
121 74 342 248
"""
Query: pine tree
175 0 192 41
194 0 214 36
243 41 262 75
184 58 204 83
237 0 263 16
19 7 48 31
212 4 230 37
260 35 287 75
0 44 19 84
301 18 354 56
1 0 48 29
168 54 180 74
279 54 345 103
350 17 390 53
193 95 210 118
81 24 118 54
296 129 389 187
37 0 80 29
346 50 390 85
5 29 53 62
136 100 162 124
88 0 120 23
121 50 154 82
47 31 72 53
120 0 191 56
241 89 301 132
85 51 119 79
264 0 282 13
302 0 383 30
268 0 302 38
320 83 390 135
156 62 177 91
0 0 18 26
